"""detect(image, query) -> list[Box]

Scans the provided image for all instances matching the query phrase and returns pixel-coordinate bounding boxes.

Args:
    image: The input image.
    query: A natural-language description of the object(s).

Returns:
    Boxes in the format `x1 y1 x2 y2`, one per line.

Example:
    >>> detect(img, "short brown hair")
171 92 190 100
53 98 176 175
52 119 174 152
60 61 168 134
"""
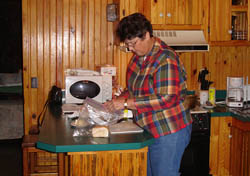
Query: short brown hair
116 13 153 42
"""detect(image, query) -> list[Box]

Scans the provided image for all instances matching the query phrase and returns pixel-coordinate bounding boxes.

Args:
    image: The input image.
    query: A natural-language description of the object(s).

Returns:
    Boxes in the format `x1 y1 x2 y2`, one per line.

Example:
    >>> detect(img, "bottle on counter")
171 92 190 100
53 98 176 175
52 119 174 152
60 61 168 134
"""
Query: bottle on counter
123 98 128 120
209 87 216 105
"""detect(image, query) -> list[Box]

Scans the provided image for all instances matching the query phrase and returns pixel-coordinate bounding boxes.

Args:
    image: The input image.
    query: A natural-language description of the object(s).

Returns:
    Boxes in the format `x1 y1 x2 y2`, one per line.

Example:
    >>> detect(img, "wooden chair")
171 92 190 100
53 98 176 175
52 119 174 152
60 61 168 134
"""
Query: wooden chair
22 135 65 176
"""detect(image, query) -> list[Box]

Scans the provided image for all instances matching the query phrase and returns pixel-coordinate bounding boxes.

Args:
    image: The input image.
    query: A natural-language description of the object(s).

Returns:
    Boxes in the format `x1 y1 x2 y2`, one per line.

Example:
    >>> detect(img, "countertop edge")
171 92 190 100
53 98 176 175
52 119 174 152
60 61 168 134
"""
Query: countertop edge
211 111 250 122
37 138 155 153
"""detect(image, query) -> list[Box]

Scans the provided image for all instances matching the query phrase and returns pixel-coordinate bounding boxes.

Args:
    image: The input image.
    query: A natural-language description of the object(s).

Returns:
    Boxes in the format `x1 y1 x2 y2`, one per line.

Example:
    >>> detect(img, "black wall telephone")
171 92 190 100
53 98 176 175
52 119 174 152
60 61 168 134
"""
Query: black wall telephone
37 85 62 128
30 85 62 134
48 85 62 105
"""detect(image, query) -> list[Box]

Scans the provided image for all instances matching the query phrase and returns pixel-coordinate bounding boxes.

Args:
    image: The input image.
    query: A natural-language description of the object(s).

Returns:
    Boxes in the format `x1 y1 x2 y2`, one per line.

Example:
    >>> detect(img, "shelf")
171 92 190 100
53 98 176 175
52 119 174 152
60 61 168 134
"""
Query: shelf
232 5 248 12
210 40 250 46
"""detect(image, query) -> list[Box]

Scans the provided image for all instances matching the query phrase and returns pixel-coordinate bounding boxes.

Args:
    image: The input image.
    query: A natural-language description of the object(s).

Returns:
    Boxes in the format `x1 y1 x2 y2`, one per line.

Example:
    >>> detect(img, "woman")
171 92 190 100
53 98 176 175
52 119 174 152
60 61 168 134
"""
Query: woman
105 13 192 176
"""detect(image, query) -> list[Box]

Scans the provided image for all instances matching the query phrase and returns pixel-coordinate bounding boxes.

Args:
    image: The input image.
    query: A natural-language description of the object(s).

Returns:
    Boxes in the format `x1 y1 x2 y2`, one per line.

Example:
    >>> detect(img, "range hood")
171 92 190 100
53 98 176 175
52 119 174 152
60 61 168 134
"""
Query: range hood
153 30 209 52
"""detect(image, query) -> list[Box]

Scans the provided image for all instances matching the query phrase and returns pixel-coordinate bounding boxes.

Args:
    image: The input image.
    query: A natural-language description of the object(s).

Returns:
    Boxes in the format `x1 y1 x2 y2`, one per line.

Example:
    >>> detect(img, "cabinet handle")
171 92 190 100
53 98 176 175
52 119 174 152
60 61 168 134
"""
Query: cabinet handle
122 9 125 16
228 30 232 34
229 134 232 138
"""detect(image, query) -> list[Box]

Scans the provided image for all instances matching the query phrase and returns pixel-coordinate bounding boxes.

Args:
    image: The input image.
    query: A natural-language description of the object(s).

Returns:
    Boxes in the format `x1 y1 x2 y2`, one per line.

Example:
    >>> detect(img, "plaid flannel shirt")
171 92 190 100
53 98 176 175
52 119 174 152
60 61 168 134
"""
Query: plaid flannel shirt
127 37 192 138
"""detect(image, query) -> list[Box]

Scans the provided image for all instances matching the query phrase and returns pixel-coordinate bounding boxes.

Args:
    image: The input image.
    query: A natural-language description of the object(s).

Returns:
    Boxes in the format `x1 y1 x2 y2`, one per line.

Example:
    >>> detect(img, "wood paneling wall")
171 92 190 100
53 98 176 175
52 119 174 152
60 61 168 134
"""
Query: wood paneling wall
115 46 250 90
22 0 114 134
22 0 250 133
182 46 250 90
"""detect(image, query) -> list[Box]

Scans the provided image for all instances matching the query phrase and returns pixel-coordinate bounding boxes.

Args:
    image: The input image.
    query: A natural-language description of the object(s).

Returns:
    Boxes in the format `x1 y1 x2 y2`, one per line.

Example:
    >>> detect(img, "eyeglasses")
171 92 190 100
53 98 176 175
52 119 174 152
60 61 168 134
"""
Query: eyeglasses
124 38 140 48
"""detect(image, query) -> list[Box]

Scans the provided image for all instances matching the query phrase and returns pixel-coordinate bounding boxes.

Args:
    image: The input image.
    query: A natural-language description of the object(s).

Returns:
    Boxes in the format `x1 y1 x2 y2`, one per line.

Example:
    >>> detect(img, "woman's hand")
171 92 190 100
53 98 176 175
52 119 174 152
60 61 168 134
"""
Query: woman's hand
104 97 125 111
104 97 136 111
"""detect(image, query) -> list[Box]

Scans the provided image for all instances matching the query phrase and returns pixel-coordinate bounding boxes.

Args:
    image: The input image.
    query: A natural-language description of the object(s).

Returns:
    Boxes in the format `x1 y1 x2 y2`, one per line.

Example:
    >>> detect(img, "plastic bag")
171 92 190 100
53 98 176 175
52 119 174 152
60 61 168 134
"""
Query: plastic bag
83 97 121 126
72 97 122 137
71 105 92 137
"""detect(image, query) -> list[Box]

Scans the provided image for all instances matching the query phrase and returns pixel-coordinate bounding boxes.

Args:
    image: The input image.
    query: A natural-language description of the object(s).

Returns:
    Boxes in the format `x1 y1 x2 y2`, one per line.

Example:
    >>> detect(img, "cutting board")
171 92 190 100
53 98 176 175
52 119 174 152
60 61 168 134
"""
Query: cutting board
109 121 144 134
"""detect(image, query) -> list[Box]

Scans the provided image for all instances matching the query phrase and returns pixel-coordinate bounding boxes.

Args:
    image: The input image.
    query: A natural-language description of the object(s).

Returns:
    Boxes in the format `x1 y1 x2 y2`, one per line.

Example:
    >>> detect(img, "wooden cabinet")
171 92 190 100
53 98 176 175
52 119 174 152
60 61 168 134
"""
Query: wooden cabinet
67 148 148 176
142 0 209 32
144 0 206 25
210 0 250 44
117 0 209 30
210 0 231 42
209 116 250 176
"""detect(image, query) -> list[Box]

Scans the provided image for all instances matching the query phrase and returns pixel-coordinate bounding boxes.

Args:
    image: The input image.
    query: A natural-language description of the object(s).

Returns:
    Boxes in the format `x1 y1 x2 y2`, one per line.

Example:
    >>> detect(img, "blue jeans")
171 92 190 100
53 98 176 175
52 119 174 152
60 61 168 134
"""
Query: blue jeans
147 124 192 176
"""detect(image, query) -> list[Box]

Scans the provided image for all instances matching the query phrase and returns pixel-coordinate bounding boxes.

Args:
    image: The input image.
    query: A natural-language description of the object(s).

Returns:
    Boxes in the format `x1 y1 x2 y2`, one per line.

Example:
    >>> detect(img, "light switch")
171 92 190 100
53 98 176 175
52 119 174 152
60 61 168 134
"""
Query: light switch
31 77 38 88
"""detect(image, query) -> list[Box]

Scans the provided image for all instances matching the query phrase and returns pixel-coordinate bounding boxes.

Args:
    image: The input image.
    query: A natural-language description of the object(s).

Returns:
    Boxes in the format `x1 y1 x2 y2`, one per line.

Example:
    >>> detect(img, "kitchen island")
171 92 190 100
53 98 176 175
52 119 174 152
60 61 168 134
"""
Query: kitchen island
36 106 154 176
208 105 250 176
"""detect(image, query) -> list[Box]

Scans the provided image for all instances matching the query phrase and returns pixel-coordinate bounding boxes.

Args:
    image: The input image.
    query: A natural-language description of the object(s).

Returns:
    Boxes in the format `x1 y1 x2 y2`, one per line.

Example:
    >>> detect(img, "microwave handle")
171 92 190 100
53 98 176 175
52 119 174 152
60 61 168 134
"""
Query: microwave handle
76 69 99 75
65 69 100 76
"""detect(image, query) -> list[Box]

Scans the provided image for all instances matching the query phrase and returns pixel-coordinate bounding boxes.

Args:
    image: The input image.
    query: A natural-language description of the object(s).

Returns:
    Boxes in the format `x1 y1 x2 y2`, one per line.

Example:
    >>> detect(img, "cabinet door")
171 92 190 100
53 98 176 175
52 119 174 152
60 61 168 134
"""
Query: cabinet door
230 119 250 176
209 117 232 176
210 117 250 176
230 126 244 176
148 0 206 25
210 0 231 41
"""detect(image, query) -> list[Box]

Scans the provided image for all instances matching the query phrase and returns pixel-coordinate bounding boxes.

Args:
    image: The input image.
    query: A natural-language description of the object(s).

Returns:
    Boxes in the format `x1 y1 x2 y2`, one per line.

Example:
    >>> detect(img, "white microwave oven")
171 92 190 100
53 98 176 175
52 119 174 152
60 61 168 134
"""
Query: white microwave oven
65 70 112 104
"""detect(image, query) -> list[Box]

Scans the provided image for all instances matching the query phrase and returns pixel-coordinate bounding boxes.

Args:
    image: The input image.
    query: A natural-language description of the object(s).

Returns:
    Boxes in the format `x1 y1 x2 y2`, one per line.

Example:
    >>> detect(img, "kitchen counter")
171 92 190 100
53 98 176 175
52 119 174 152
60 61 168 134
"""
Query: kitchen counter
204 104 250 122
190 89 250 121
36 105 154 176
37 106 154 153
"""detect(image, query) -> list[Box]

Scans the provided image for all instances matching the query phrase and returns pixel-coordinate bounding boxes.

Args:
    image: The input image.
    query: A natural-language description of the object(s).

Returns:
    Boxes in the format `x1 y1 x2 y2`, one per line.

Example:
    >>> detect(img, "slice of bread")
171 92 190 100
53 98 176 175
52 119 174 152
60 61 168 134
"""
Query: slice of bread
92 126 109 137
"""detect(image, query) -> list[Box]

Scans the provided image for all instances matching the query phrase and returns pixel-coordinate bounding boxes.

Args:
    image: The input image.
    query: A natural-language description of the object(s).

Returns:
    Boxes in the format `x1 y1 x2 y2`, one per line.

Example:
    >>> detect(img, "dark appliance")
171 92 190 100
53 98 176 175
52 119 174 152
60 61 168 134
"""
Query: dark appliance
180 112 211 176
